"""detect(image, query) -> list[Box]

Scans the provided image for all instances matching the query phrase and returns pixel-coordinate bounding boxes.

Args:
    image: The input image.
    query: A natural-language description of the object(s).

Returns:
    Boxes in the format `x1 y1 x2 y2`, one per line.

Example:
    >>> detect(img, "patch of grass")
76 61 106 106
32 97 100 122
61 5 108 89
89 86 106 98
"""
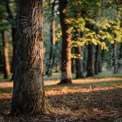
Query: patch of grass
0 87 13 93
96 72 122 78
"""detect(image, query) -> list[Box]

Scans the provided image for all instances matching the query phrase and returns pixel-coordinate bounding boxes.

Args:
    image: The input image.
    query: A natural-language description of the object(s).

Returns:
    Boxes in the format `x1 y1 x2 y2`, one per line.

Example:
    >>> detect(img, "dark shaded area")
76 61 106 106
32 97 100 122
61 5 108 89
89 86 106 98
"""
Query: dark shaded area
47 87 122 122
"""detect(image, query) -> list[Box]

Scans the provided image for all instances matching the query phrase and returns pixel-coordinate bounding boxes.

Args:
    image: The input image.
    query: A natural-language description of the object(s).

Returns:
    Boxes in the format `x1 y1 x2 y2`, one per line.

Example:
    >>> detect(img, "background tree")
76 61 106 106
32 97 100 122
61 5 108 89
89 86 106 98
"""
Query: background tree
1 30 11 78
58 0 72 84
74 30 84 78
5 0 16 80
46 0 56 76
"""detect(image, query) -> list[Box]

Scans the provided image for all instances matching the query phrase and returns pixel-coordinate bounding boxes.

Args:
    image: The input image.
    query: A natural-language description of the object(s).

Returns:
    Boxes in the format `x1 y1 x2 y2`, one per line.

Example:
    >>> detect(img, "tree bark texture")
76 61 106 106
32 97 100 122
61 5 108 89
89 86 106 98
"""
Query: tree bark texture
11 0 47 115
59 0 72 84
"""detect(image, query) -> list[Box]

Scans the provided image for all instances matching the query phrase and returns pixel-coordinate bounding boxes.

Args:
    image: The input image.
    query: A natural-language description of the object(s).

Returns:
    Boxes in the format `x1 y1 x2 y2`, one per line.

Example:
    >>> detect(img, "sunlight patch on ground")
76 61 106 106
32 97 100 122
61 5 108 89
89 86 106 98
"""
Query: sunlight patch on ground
46 85 122 96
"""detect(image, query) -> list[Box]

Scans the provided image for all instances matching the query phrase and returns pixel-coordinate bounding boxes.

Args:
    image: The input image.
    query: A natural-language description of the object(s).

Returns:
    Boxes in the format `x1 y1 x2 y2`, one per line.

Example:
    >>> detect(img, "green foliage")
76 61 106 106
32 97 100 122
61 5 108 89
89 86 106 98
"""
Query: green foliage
0 0 16 30
66 0 122 52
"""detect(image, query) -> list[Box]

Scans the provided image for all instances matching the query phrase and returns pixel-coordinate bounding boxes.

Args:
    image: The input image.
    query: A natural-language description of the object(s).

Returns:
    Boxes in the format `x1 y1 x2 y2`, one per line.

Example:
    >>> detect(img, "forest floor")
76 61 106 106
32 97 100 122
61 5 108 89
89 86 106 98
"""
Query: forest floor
0 77 122 122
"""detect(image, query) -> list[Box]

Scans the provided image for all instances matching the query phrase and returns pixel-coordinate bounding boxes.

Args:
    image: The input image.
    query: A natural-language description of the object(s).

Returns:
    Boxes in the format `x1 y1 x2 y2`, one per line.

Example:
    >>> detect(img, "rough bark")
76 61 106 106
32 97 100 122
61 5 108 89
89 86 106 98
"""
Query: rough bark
1 30 11 79
87 44 95 77
58 0 72 84
11 0 48 115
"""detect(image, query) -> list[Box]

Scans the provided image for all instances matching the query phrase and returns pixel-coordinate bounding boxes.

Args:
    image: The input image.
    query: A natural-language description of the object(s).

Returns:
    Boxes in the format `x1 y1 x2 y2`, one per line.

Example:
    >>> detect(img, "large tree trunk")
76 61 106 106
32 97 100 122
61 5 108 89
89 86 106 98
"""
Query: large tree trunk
11 0 47 115
1 30 11 79
87 44 95 77
58 0 72 84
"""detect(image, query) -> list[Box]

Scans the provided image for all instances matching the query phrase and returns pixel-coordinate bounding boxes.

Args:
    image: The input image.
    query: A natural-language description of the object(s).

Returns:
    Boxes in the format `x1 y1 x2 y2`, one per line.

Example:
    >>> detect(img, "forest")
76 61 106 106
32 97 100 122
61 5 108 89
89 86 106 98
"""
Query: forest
0 0 122 122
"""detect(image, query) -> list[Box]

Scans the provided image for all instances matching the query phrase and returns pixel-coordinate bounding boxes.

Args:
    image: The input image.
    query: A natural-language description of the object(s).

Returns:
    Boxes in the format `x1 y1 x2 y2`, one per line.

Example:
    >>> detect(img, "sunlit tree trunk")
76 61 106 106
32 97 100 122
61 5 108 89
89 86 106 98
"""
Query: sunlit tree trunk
6 0 16 80
58 0 72 84
87 44 95 77
1 30 11 79
11 0 48 115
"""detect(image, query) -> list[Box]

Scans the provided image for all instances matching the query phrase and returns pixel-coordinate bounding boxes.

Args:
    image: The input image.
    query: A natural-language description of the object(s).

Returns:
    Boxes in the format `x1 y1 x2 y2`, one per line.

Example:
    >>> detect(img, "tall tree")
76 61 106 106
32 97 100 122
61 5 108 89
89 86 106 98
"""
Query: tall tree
58 0 72 84
94 45 101 74
1 30 11 78
5 0 16 80
46 0 56 76
11 0 48 115
112 42 118 74
74 30 84 78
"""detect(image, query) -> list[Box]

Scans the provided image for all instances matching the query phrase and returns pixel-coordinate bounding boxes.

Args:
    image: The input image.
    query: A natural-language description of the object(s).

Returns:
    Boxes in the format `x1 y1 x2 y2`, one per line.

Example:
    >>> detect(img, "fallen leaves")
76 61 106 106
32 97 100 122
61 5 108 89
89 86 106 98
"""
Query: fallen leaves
0 79 122 122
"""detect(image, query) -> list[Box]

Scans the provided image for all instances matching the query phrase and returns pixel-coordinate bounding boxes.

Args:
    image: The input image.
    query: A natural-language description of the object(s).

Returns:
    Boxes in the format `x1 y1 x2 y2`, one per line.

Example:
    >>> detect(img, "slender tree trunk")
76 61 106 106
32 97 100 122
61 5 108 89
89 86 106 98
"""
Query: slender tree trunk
119 43 122 59
11 0 48 115
87 44 95 77
83 46 87 73
0 51 4 73
1 30 11 79
100 49 105 72
11 27 16 80
71 48 75 73
118 43 122 71
71 58 75 73
112 42 118 74
6 0 16 80
58 0 72 84
95 45 101 74
47 0 56 76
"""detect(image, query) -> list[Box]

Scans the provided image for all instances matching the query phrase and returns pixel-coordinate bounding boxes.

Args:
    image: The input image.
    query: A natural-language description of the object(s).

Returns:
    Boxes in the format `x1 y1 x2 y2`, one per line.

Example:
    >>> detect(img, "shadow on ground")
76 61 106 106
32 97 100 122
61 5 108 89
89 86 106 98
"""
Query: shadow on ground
0 83 122 122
